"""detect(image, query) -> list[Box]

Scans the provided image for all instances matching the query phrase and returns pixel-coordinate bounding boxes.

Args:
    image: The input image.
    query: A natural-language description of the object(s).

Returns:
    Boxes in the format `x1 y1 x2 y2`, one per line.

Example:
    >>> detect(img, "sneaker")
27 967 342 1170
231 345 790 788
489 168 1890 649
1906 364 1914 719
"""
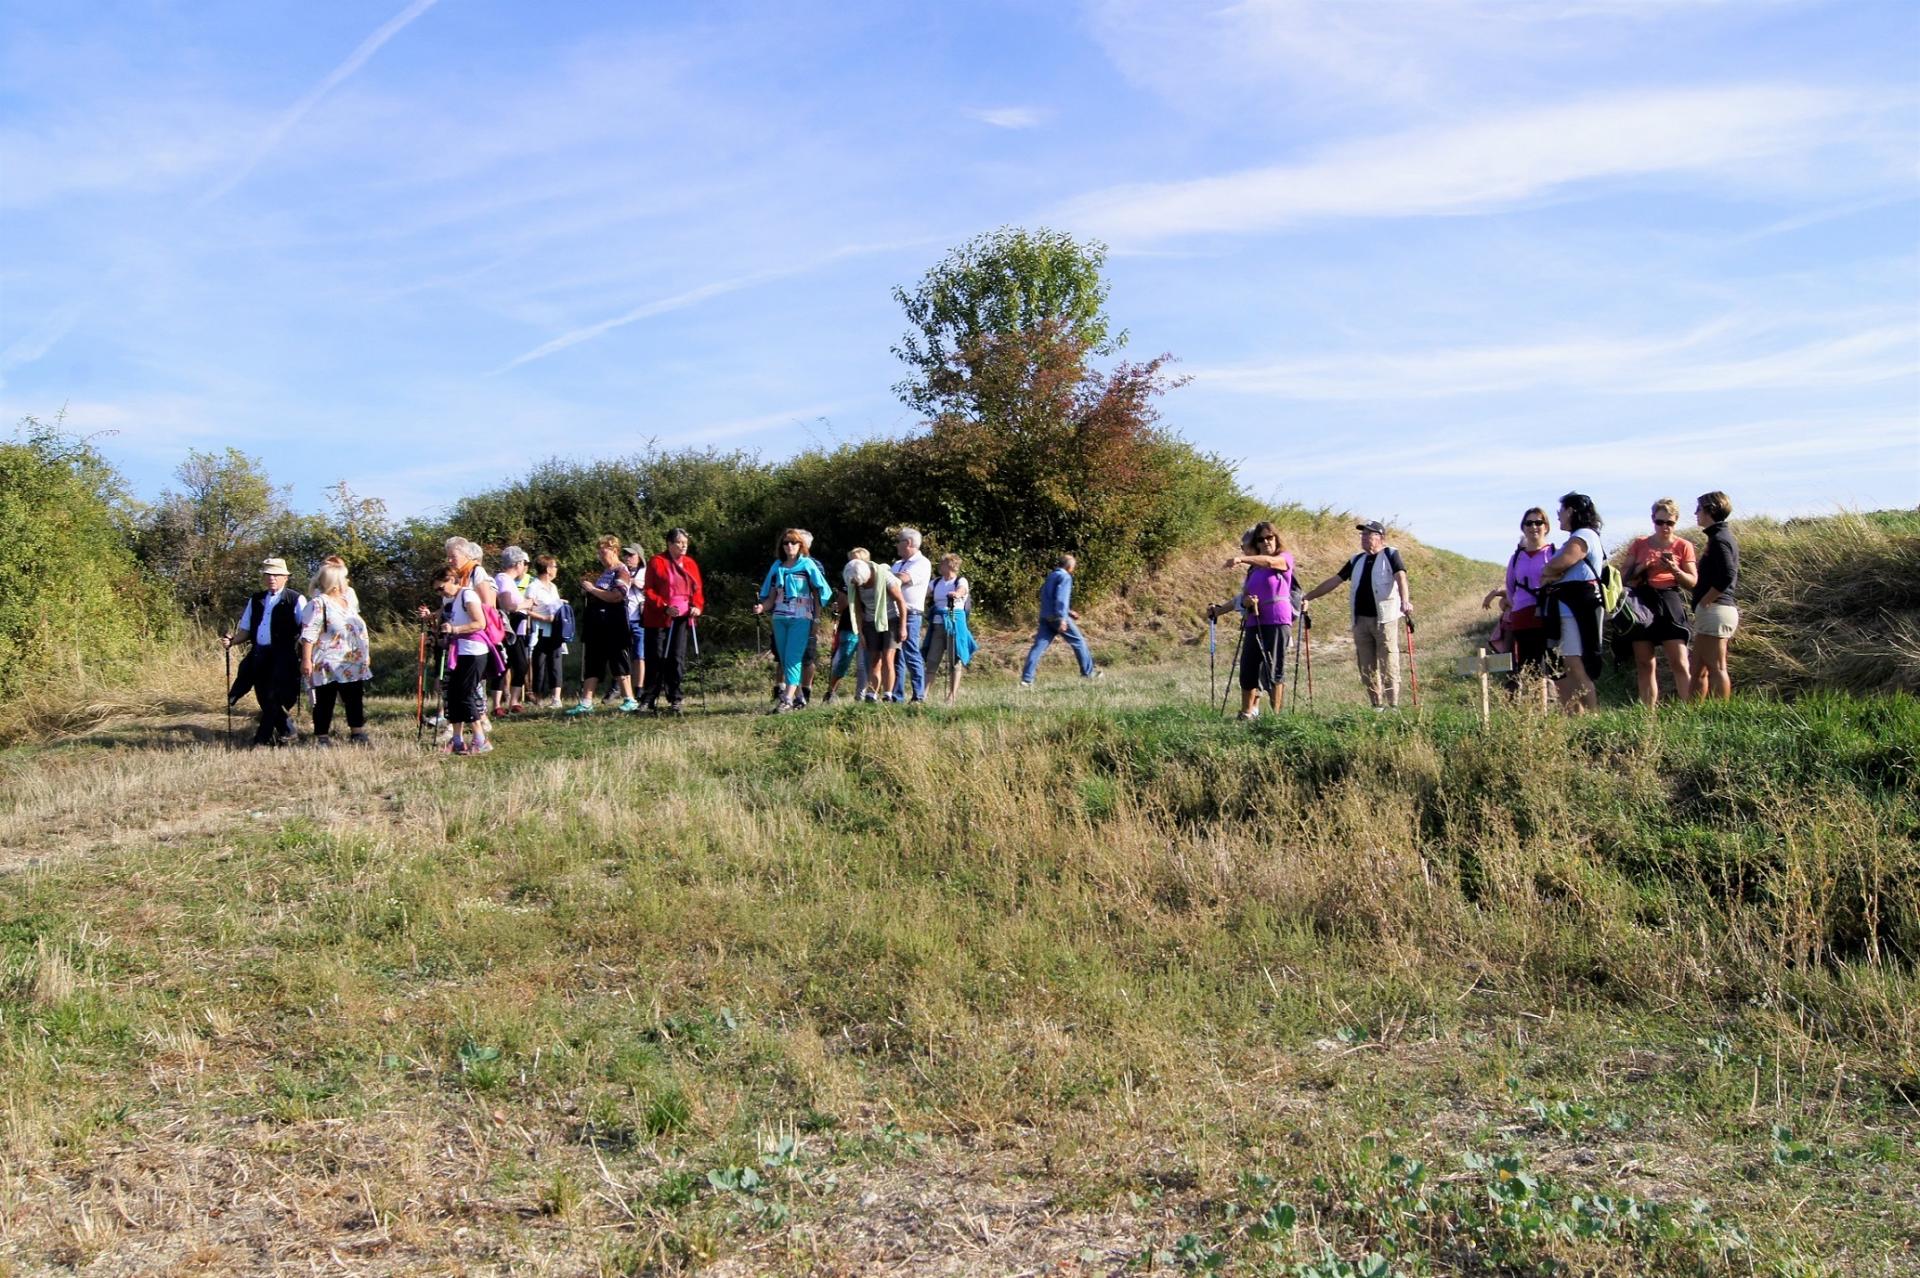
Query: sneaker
450 738 468 755
466 739 494 756
1236 711 1258 722
666 702 685 715
618 699 640 713
349 731 372 746
821 691 836 705
1018 681 1033 691
312 735 334 748
1085 669 1105 680
858 691 878 703
565 702 595 716
910 696 926 705
509 703 526 714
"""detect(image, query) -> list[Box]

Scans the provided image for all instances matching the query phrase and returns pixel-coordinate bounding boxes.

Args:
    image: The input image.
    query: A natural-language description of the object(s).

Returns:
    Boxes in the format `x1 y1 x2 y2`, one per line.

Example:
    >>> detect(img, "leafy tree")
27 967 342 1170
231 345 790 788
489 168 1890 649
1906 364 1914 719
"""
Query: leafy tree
139 448 288 620
892 226 1123 416
0 418 172 704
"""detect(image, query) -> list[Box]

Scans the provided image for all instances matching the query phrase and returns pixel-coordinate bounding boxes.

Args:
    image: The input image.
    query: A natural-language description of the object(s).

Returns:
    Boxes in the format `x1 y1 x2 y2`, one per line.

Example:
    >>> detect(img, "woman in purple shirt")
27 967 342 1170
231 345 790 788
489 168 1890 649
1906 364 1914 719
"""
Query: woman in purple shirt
1209 522 1296 720
1482 507 1556 695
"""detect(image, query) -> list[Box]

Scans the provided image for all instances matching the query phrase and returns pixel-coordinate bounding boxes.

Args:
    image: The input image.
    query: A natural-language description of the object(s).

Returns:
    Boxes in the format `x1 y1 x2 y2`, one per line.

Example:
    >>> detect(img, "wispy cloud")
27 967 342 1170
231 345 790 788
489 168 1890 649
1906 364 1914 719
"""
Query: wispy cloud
0 304 85 389
198 0 443 205
493 238 944 373
1190 312 1919 399
966 105 1045 129
1058 85 1881 241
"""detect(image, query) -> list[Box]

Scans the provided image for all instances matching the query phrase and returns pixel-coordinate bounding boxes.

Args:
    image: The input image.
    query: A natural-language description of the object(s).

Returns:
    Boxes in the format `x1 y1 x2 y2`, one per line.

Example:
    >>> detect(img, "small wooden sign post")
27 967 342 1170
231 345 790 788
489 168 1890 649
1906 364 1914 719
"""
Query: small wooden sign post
1457 647 1514 725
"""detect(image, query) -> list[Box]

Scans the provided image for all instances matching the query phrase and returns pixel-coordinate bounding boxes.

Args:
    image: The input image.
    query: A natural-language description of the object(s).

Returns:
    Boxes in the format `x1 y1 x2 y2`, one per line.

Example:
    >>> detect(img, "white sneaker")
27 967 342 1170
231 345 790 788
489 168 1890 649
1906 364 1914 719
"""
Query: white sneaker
1018 681 1033 691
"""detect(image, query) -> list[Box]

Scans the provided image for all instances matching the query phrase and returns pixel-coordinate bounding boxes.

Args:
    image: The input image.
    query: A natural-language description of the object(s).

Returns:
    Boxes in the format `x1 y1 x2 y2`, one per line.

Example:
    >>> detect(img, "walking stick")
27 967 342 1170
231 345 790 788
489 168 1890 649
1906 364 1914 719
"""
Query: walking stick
415 629 427 744
1218 625 1245 718
1291 615 1304 711
1303 610 1315 710
1208 614 1216 710
689 618 706 712
223 641 235 748
1405 615 1420 709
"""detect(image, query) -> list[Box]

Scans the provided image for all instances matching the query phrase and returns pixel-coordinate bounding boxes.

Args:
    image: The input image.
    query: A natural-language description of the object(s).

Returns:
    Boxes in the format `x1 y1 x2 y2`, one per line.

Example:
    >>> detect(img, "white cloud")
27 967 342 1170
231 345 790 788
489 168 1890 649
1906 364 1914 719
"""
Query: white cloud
199 0 443 205
493 237 945 373
1058 85 1881 241
966 106 1045 129
1190 312 1919 399
0 304 84 389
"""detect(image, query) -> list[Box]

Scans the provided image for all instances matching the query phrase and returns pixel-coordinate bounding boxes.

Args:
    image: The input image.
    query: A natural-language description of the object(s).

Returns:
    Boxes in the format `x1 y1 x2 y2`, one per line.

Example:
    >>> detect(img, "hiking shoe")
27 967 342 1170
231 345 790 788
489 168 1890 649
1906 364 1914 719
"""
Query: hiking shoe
618 698 641 713
312 735 334 748
349 731 372 746
450 739 468 755
565 702 594 716
1084 669 1105 680
466 739 493 756
1018 681 1033 691
1236 711 1257 722
821 691 836 705
858 691 878 703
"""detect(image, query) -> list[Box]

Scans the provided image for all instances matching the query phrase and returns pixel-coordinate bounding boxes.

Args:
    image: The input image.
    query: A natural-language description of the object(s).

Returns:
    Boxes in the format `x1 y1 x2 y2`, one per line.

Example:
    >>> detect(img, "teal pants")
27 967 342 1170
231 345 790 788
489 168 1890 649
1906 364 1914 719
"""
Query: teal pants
772 615 812 685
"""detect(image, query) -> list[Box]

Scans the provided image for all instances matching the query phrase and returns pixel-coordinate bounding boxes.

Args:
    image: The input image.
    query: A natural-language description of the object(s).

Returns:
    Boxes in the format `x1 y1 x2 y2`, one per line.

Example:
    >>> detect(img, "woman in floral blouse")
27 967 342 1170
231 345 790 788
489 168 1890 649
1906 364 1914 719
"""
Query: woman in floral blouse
300 562 373 746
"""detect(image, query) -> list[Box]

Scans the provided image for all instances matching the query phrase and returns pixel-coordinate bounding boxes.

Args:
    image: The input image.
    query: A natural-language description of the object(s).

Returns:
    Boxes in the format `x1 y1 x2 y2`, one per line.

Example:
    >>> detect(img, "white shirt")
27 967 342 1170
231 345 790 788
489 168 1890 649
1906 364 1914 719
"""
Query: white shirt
623 562 646 621
450 588 490 657
930 575 970 613
891 552 931 612
237 588 308 646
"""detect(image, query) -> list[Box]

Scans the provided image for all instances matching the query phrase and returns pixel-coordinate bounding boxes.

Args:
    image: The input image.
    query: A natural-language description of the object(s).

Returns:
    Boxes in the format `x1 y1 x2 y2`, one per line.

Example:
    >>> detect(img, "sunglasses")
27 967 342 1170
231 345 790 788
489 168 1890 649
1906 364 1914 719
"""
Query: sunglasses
1653 519 1675 527
782 539 799 545
1522 520 1548 528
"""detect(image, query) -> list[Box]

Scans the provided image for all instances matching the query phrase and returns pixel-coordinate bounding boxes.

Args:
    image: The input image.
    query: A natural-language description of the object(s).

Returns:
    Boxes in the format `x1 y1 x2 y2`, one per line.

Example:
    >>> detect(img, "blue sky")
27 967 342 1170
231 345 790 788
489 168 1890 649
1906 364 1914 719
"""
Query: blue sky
3 0 1916 560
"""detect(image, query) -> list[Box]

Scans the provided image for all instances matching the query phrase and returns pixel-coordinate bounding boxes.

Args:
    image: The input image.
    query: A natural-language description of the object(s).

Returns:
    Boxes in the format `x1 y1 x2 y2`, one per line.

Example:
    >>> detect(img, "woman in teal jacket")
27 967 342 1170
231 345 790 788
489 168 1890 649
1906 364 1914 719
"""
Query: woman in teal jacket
753 527 834 713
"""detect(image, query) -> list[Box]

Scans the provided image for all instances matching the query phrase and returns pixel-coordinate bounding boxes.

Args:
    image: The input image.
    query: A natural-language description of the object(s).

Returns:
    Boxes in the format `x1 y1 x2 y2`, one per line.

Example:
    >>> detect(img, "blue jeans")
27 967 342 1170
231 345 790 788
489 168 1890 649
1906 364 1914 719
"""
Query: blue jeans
1022 618 1093 682
891 610 925 701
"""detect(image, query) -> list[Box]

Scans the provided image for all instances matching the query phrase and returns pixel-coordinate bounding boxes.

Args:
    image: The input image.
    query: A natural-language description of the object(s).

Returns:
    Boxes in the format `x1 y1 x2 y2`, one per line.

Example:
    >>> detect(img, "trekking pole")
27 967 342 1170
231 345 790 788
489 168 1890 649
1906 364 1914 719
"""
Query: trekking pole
1219 626 1245 718
1207 614 1217 710
1405 615 1420 709
415 629 427 744
223 640 234 748
690 618 706 712
1303 610 1315 710
1291 615 1304 711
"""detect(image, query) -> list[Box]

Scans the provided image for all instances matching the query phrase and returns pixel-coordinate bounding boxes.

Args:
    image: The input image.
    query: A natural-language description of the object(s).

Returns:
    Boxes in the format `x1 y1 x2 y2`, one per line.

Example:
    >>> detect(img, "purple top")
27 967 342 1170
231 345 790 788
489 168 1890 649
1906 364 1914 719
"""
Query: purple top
1242 554 1295 627
1505 543 1554 612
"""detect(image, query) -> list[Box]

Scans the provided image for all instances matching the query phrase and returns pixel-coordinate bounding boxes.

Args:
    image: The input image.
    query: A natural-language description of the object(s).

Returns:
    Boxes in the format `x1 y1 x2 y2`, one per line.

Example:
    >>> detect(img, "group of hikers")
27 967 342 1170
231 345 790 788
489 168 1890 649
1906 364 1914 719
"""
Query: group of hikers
221 489 1742 748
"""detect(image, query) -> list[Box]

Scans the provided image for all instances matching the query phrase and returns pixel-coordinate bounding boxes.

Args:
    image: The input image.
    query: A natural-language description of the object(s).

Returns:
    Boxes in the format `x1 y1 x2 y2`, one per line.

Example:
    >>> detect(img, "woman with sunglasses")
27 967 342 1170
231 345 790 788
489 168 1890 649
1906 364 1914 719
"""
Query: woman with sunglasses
1624 497 1697 709
1482 507 1556 694
1210 521 1295 719
753 528 833 714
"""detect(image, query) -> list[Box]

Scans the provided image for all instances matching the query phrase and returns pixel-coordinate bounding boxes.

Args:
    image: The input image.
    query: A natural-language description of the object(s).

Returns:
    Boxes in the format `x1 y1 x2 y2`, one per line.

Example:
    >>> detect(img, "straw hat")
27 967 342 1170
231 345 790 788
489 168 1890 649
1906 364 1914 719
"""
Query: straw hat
260 557 291 577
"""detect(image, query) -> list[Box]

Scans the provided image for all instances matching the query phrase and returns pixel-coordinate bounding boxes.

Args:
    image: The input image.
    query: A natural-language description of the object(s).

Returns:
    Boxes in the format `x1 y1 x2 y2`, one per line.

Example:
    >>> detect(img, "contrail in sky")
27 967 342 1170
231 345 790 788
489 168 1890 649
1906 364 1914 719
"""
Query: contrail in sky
199 0 442 205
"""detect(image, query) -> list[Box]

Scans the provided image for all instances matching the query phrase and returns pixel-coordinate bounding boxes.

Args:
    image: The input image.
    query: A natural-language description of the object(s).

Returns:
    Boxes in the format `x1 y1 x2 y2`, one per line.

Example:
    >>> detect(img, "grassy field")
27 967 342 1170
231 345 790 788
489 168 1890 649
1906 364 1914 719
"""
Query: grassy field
1 630 1915 1276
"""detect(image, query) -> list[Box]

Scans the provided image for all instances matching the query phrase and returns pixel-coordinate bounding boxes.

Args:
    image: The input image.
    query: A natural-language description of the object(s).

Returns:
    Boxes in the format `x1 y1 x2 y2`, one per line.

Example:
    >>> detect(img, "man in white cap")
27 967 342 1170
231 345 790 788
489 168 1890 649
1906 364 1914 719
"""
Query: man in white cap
1301 520 1413 709
224 556 308 745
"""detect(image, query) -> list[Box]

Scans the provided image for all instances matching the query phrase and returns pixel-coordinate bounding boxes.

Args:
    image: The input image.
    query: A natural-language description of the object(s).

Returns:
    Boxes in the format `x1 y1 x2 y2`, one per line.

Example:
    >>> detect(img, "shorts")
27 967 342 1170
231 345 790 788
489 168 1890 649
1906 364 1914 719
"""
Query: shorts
1693 602 1739 639
862 625 896 655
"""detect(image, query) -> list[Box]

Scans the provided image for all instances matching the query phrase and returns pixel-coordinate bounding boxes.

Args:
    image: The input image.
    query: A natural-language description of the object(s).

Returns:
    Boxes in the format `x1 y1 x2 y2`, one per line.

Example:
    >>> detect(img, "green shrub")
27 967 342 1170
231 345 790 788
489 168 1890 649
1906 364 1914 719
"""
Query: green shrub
0 421 173 706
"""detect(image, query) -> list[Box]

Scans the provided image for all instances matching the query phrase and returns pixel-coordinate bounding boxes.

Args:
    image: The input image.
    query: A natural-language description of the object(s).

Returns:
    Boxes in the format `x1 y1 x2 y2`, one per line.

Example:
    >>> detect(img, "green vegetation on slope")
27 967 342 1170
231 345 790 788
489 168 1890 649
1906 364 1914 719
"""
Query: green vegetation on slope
1 679 1913 1274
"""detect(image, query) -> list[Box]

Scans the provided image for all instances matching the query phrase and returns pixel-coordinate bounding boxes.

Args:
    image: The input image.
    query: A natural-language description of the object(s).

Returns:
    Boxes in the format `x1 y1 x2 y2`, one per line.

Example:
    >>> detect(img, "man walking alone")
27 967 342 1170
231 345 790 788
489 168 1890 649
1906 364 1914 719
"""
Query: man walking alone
1020 553 1100 687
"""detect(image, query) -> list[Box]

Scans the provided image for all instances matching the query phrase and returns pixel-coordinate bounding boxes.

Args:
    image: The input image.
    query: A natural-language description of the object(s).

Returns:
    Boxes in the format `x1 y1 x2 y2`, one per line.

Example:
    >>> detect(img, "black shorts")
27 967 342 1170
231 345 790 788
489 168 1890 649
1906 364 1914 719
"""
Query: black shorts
862 625 896 655
1239 624 1289 692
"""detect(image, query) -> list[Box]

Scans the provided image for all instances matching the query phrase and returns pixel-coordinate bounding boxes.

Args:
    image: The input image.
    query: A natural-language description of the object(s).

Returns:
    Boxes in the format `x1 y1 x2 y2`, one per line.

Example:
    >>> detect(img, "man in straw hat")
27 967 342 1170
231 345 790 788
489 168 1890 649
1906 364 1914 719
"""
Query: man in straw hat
223 556 308 746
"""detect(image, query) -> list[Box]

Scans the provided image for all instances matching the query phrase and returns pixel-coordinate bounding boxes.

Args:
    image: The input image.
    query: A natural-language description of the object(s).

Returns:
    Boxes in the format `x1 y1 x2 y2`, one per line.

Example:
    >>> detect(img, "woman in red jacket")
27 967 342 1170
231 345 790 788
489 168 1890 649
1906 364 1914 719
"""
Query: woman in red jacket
638 527 704 713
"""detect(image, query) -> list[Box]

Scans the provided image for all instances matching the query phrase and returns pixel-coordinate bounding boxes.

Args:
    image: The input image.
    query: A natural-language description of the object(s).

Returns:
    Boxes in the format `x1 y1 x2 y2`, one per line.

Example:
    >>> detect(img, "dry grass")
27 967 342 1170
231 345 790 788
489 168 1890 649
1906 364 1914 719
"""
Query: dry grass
0 632 1914 1274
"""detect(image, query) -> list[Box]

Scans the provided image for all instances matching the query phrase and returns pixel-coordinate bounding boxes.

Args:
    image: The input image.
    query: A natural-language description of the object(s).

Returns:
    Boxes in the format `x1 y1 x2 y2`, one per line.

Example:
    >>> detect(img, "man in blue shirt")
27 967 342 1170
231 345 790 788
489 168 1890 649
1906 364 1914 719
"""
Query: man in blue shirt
1020 553 1101 686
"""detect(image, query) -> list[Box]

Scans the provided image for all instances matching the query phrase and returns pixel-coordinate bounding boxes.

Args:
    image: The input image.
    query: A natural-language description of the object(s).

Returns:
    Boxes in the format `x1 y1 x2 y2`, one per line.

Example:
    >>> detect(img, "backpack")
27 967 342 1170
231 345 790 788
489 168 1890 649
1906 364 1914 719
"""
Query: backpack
1599 558 1654 633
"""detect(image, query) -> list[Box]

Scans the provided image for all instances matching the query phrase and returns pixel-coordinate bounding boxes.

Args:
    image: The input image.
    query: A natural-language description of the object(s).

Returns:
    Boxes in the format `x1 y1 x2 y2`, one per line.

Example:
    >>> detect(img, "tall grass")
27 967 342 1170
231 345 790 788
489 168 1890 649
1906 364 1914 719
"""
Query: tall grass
1730 508 1920 696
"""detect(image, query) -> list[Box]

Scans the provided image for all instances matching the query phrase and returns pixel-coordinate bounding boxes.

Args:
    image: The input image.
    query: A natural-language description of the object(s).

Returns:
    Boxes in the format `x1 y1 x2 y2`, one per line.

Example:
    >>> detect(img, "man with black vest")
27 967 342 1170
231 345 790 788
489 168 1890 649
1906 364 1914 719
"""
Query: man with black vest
224 556 308 746
1301 520 1413 709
